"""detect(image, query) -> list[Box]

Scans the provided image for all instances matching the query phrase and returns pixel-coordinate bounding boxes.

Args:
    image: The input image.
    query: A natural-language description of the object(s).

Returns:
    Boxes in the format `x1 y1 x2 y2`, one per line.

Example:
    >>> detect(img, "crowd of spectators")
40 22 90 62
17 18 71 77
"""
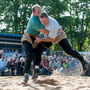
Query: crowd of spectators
1 48 21 53
41 52 79 74
0 49 89 76
0 50 25 76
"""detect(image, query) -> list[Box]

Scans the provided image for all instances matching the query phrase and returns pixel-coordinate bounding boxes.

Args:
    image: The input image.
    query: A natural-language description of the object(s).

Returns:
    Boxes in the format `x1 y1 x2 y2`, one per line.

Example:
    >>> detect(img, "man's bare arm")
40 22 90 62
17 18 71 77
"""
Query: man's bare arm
39 28 49 36
39 27 65 36
35 37 55 43
40 38 55 42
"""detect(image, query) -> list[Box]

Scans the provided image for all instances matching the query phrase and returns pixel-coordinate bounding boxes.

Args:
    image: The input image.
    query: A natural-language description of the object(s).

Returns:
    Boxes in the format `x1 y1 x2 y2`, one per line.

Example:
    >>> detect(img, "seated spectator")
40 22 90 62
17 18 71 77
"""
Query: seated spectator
55 59 61 68
41 56 49 69
18 57 25 75
4 56 8 67
14 59 19 76
63 59 68 68
0 56 8 76
60 67 64 73
49 59 56 70
53 54 58 62
7 57 14 75
13 51 19 60
73 58 79 66
42 52 47 60
0 50 4 59
19 54 24 60
2 48 5 53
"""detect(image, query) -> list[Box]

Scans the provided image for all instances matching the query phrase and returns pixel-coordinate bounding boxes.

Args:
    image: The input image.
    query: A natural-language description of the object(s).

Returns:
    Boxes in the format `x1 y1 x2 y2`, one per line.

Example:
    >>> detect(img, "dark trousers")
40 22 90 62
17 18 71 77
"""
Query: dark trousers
23 40 52 73
23 38 84 73
59 38 84 63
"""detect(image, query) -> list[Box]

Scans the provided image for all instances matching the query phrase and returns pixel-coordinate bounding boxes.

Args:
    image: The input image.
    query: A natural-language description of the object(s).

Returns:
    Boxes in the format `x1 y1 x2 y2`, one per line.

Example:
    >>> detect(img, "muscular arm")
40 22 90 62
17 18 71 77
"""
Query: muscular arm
38 38 55 43
35 26 65 43
38 28 65 43
37 27 55 43
34 37 55 44
39 28 49 36
35 27 56 43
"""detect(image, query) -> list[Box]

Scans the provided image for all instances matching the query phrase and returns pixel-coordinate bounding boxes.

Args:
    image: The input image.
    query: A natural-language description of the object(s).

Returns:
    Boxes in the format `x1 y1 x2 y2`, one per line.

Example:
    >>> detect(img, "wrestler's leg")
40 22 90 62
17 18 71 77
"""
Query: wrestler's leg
58 38 89 75
34 42 52 66
22 41 34 84
23 41 34 74
32 42 52 80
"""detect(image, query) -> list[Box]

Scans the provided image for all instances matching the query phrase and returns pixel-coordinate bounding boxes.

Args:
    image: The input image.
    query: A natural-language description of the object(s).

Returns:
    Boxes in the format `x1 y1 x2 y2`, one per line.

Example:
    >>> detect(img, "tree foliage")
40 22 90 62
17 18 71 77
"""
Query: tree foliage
0 0 90 51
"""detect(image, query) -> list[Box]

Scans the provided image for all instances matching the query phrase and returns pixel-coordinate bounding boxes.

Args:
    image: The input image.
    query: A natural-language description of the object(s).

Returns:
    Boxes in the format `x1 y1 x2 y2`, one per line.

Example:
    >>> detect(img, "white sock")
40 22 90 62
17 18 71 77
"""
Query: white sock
35 65 39 69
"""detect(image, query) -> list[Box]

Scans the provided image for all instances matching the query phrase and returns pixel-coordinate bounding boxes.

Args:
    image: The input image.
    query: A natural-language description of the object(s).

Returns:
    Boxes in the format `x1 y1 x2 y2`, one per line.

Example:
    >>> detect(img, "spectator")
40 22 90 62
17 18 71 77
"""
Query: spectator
0 50 3 59
41 56 49 69
18 57 25 75
19 53 24 60
63 59 68 68
0 56 8 76
49 59 56 70
14 59 19 76
13 51 18 60
56 59 61 68
7 57 14 75
53 54 58 62
4 56 8 67
0 56 5 68
42 52 47 60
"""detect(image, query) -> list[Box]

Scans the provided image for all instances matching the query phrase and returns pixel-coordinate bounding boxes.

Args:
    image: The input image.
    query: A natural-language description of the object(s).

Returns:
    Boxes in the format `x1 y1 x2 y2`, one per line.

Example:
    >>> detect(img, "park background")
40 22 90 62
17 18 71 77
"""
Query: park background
0 1 90 90
0 0 90 52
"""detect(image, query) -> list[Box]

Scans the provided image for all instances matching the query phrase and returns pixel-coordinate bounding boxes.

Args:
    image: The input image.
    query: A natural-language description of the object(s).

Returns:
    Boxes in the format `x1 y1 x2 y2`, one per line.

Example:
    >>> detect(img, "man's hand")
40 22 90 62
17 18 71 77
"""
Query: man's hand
34 37 55 44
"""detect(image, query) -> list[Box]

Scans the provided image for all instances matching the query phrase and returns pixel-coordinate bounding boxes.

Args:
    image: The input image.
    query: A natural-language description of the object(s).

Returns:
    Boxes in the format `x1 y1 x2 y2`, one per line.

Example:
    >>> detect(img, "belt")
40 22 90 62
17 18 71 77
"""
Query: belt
29 34 39 38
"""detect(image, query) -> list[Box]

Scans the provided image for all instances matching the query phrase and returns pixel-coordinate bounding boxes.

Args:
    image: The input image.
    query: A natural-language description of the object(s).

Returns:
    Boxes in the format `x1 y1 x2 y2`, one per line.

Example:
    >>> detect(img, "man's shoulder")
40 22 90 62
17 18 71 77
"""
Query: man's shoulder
48 16 60 27
30 16 40 26
49 16 57 23
31 19 40 25
30 14 39 21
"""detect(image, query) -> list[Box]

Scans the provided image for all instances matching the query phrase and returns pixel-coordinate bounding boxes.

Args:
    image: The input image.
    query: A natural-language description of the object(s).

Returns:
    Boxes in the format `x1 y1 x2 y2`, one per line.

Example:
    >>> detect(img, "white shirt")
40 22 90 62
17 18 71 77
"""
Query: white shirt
4 60 8 67
0 59 5 68
45 16 61 38
13 54 18 60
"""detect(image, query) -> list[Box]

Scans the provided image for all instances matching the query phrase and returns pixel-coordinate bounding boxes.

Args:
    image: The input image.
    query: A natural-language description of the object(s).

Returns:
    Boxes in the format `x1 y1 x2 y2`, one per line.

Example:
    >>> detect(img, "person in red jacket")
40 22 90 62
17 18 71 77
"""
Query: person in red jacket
42 56 49 69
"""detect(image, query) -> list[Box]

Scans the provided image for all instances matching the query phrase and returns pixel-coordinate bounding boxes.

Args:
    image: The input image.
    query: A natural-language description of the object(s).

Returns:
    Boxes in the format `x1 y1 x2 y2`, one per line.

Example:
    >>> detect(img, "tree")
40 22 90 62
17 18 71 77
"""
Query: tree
0 0 89 52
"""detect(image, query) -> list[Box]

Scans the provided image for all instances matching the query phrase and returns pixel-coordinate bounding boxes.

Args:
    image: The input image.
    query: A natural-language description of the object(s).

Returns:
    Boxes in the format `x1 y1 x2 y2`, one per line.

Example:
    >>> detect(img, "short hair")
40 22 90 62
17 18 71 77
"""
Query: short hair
32 4 41 12
39 12 48 18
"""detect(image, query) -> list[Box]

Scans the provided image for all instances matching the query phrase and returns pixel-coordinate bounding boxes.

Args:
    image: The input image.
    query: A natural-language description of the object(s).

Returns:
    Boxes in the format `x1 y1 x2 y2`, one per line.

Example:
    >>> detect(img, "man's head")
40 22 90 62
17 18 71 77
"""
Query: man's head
39 12 49 26
32 4 41 17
